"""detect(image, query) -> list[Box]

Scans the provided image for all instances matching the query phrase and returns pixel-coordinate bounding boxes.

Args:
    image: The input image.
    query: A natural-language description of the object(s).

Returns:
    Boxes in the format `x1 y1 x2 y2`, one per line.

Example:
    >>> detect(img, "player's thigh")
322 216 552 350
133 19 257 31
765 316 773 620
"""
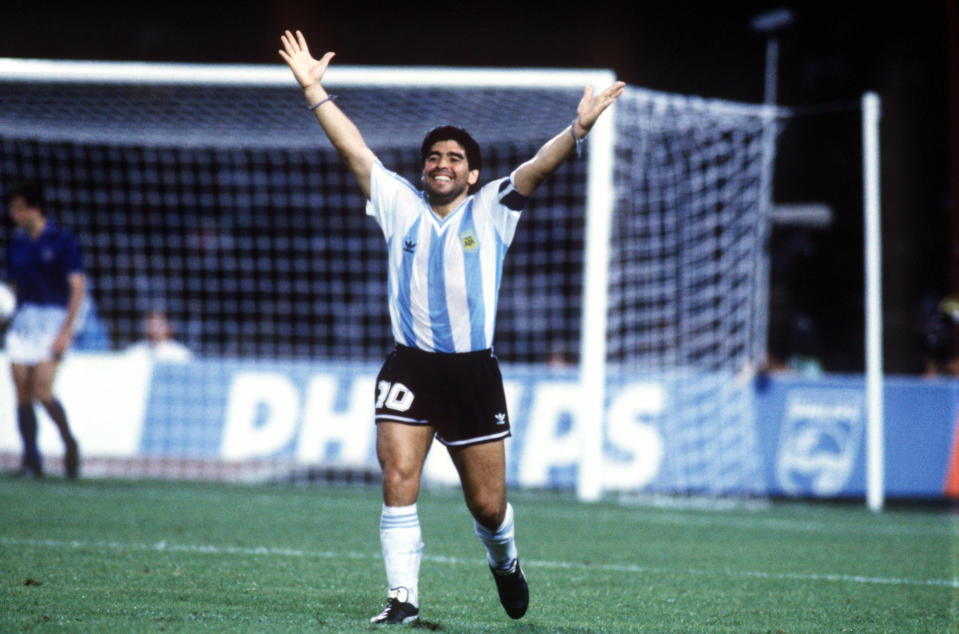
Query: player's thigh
376 421 434 470
447 439 507 526
376 421 435 505
31 360 60 401
9 363 34 403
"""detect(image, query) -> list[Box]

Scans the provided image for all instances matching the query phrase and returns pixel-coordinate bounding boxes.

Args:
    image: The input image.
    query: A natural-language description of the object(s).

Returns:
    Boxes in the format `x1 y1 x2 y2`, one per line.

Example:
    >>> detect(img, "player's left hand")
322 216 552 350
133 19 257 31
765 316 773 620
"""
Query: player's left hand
575 81 626 132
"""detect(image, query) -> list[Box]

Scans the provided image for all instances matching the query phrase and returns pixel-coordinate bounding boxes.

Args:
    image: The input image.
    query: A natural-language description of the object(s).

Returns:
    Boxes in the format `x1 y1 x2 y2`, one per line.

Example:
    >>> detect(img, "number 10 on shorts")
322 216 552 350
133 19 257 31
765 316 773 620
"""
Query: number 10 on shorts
376 381 415 412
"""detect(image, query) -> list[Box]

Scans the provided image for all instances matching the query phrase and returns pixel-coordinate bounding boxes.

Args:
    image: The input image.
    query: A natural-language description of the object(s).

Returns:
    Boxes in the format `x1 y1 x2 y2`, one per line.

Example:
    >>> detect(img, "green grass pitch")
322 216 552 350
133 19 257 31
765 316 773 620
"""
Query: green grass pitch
1 477 956 632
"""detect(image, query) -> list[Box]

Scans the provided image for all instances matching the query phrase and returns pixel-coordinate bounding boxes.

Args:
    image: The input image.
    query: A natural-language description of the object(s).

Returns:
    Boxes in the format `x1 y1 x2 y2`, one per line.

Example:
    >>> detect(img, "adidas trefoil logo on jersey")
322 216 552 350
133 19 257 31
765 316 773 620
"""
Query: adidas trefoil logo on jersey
495 412 507 425
403 239 416 253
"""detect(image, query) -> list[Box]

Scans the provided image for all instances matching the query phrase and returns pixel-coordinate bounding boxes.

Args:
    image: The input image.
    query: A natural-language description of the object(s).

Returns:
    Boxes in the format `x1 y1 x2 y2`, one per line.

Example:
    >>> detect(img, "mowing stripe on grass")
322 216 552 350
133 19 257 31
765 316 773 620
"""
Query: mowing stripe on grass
3 535 956 590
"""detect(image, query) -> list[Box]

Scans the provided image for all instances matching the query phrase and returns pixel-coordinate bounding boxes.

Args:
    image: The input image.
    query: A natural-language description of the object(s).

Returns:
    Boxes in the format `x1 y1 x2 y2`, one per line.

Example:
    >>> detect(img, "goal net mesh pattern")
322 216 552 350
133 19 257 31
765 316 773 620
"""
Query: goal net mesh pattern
0 71 770 494
0 80 585 363
611 90 769 493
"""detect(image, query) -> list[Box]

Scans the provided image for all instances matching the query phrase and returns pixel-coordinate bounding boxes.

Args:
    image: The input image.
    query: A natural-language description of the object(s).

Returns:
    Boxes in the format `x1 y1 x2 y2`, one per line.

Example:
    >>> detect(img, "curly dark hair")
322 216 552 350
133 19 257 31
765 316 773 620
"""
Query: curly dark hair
420 126 482 173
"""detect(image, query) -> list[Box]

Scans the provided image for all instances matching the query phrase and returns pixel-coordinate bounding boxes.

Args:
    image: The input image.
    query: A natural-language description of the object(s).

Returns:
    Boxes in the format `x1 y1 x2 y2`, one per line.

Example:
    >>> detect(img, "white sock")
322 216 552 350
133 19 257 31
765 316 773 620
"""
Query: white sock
473 502 518 571
379 503 423 607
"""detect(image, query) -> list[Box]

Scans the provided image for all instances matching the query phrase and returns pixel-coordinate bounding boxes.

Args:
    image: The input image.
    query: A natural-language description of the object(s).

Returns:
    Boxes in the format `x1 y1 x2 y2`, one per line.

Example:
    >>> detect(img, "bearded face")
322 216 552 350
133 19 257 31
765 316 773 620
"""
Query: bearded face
421 139 479 207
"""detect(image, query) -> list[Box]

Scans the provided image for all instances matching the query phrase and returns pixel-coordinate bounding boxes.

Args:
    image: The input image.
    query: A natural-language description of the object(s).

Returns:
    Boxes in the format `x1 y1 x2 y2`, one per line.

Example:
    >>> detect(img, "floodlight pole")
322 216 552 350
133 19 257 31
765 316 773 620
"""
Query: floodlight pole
762 36 780 106
750 8 794 106
749 8 793 369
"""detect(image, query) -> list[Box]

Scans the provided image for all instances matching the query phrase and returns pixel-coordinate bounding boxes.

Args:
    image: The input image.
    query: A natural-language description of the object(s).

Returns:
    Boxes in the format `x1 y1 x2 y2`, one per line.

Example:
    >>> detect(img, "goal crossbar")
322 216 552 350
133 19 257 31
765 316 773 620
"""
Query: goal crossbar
0 57 615 89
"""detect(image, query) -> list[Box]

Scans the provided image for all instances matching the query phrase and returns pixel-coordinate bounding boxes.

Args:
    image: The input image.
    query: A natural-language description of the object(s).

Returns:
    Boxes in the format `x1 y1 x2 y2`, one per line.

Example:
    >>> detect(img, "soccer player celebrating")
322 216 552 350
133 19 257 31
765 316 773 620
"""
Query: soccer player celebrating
279 30 623 624
4 181 86 479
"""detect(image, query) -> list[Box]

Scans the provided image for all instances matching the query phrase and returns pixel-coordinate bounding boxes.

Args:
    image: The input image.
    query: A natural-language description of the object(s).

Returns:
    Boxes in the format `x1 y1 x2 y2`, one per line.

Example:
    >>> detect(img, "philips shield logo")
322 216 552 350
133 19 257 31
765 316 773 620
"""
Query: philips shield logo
776 389 863 496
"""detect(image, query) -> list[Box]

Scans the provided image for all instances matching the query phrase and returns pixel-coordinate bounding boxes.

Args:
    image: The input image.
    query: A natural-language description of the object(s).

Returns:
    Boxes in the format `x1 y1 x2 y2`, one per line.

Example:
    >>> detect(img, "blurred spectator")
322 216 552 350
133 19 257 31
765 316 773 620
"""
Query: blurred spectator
547 342 574 369
783 314 823 377
763 313 823 377
918 295 959 377
125 308 192 362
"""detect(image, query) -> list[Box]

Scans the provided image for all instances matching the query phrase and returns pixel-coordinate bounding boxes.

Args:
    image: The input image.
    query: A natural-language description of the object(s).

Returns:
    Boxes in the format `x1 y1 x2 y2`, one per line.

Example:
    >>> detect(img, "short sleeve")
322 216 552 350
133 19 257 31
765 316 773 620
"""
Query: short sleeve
365 160 422 240
63 230 84 274
475 173 527 246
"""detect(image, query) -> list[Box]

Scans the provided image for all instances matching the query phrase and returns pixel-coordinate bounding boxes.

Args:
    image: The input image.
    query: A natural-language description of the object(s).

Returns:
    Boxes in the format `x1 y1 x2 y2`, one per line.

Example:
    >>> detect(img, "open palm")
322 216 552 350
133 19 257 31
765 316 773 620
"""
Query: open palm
278 30 334 89
577 81 626 131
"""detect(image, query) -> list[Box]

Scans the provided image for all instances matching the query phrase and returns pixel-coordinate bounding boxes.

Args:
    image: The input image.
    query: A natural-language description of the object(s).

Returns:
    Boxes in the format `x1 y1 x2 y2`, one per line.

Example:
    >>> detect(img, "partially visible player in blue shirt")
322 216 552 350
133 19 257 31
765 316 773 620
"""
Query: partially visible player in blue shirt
280 30 624 626
4 181 86 479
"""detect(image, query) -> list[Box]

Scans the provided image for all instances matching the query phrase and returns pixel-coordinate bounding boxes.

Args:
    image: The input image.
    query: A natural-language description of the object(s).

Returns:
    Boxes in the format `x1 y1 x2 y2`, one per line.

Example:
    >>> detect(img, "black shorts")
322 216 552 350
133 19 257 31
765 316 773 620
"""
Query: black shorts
374 345 511 447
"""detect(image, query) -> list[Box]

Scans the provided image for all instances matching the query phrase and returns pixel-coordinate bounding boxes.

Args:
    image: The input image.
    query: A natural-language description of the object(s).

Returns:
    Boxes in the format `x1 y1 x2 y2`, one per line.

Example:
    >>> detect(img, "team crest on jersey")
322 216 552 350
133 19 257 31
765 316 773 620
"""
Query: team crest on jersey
459 230 478 252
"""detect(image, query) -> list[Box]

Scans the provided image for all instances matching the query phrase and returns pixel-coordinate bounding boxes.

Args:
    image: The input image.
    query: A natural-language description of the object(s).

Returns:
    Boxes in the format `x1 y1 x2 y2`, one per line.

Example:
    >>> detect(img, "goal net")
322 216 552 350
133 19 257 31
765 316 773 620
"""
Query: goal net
608 89 771 495
0 60 771 495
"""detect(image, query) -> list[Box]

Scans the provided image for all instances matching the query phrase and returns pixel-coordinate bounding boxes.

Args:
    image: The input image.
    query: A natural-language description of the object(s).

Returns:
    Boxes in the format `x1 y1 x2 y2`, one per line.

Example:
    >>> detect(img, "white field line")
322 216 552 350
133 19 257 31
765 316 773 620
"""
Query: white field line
543 505 959 538
2 535 956 590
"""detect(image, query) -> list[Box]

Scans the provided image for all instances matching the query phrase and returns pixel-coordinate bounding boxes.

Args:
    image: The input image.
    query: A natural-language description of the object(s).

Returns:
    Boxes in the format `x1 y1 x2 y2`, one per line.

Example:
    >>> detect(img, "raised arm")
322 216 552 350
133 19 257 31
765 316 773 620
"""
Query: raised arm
278 30 377 199
511 81 625 197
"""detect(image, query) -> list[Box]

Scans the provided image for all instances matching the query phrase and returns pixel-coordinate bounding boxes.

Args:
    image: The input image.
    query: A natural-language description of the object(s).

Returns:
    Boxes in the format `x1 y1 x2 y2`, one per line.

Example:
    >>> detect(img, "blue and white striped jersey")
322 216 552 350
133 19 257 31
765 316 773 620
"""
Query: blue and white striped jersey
365 160 528 353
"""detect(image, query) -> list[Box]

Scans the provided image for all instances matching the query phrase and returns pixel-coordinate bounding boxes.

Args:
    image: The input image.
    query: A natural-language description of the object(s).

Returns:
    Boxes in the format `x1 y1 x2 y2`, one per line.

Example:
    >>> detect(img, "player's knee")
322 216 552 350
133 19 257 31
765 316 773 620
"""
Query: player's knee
32 387 54 403
381 460 422 494
11 378 33 402
13 385 32 403
468 496 506 530
382 466 414 489
381 451 422 479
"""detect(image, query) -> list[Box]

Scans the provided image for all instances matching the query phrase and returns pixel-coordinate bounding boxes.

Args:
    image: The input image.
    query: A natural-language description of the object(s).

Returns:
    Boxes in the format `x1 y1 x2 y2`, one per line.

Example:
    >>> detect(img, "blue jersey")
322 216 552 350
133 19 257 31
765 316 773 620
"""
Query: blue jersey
5 221 84 308
366 161 528 353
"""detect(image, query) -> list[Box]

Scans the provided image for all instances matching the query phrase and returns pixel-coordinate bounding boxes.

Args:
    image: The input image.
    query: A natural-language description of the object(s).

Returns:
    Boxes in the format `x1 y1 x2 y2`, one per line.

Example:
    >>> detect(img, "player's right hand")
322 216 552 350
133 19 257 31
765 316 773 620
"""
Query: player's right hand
278 30 335 90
